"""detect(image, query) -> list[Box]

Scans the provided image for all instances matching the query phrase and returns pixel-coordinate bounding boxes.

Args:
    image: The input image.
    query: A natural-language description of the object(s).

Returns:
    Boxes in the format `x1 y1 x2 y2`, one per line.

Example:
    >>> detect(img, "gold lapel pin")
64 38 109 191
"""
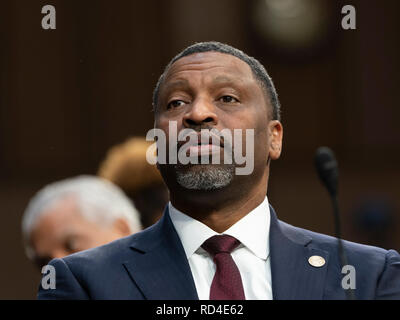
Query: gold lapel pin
308 255 326 268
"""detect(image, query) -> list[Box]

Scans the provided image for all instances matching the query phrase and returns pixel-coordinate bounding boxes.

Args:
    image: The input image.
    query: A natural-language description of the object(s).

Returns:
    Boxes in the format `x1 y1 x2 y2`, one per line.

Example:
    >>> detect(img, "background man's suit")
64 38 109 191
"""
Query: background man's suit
38 206 400 299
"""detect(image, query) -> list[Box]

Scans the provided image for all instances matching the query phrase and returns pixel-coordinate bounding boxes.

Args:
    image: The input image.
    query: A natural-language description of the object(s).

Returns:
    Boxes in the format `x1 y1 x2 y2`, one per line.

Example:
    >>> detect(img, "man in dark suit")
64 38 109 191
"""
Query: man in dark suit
38 42 400 300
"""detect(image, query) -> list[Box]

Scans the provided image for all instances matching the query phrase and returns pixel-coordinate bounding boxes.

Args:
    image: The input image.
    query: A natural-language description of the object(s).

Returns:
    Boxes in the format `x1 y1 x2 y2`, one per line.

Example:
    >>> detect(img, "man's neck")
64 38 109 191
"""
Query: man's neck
170 175 268 233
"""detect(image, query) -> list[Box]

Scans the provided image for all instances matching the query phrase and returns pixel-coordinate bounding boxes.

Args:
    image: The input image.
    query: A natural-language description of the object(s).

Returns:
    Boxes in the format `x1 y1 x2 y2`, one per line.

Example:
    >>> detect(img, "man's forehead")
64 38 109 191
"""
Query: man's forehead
165 51 254 81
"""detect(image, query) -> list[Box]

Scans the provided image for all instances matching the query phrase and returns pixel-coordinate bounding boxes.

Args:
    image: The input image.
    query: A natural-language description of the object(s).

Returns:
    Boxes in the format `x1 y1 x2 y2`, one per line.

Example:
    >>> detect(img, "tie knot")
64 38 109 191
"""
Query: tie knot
201 235 240 256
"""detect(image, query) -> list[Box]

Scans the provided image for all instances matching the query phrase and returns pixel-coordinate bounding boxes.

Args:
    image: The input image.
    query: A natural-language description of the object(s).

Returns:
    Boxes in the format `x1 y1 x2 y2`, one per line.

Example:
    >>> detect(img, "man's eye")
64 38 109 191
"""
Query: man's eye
167 100 186 109
219 95 239 103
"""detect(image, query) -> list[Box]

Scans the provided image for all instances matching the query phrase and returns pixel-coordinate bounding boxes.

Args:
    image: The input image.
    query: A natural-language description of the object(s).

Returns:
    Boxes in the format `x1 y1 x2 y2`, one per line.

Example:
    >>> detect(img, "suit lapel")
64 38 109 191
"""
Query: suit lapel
269 206 329 300
123 204 329 300
123 208 198 300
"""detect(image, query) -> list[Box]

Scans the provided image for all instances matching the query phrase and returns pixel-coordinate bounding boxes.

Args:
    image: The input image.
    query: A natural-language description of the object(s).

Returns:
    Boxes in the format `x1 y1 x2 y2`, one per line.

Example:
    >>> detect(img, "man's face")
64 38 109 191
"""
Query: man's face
29 197 130 269
155 51 282 191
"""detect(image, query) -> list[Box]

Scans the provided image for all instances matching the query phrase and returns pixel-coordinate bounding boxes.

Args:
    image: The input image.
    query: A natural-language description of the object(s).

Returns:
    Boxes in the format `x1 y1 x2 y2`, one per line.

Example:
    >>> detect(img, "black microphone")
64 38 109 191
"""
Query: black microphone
314 147 338 197
314 147 355 300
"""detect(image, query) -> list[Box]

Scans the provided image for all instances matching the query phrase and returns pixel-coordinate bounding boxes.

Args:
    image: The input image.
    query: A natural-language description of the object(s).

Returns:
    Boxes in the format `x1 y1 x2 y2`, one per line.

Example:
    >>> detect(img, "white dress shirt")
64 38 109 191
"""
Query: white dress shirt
168 196 273 300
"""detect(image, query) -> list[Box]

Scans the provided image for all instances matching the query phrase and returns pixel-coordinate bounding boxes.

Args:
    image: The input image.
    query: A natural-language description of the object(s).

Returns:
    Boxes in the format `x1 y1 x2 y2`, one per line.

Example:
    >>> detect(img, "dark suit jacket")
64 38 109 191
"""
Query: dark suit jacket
37 206 400 299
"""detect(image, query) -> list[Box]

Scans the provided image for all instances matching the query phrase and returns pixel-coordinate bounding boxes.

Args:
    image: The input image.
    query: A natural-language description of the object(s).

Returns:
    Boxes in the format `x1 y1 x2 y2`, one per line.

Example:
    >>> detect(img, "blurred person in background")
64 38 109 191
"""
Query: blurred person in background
98 137 168 228
22 175 142 269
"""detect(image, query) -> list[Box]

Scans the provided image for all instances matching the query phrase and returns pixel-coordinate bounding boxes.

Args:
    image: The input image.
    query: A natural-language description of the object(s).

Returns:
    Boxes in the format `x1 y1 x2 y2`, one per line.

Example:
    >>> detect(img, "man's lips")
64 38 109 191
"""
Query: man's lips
177 132 225 157
177 133 224 149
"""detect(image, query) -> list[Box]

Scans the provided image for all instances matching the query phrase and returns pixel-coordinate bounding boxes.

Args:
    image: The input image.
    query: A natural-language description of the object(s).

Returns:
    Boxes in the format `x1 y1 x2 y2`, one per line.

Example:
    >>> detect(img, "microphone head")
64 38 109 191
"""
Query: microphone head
314 147 338 196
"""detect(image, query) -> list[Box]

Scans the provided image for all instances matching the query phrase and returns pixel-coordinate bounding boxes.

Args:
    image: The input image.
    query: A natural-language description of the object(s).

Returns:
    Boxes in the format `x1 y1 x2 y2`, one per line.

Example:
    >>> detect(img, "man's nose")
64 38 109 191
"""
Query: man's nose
182 97 218 129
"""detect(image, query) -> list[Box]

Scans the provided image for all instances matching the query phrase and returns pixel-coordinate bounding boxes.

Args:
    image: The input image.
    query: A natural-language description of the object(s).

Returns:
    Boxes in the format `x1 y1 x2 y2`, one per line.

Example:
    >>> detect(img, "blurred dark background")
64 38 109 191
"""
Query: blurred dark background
0 0 399 299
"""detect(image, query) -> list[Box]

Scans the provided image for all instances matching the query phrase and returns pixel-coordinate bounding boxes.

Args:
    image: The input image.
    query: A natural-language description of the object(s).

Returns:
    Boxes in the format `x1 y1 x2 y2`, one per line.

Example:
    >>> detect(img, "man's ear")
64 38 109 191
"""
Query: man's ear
268 120 283 161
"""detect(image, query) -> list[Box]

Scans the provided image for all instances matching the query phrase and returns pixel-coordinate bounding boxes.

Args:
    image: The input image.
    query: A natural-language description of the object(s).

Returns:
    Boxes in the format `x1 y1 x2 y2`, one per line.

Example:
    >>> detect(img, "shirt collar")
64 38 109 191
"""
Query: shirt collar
168 197 270 261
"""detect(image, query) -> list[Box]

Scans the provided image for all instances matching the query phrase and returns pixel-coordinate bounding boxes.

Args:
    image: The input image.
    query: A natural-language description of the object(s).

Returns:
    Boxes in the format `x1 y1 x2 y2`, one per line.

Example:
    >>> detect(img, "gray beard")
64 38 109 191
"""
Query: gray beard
175 164 235 191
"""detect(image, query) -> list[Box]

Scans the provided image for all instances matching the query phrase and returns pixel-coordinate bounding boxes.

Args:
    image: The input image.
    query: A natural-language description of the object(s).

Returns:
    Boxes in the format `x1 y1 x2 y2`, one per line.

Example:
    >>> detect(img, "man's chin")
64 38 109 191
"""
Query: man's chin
174 164 235 191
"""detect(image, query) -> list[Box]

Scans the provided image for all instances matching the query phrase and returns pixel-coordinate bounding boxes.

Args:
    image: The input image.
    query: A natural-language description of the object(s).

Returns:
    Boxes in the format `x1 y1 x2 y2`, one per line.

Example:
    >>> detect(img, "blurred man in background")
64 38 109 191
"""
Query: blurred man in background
22 175 142 269
98 137 168 228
